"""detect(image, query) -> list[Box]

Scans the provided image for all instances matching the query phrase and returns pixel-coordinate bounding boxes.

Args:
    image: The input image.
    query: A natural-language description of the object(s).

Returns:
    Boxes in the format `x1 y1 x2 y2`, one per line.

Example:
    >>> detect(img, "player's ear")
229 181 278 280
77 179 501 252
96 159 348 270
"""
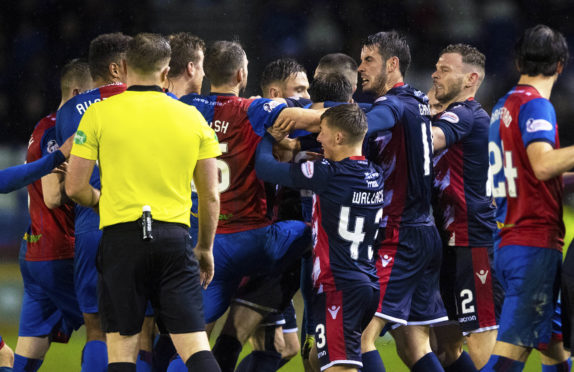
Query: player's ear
387 56 399 74
160 66 170 85
556 61 564 75
72 88 80 97
187 62 195 78
110 61 122 80
269 86 280 98
466 72 480 88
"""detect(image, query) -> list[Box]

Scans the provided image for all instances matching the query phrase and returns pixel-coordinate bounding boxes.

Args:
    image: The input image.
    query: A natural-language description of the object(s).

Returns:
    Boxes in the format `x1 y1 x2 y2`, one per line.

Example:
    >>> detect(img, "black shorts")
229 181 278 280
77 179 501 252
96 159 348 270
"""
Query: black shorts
97 221 204 335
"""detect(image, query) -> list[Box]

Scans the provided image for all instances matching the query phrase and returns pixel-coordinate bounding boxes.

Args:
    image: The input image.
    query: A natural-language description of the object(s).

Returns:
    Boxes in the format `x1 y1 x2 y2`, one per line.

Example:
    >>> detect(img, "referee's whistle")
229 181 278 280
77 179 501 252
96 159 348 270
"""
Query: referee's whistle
142 205 153 241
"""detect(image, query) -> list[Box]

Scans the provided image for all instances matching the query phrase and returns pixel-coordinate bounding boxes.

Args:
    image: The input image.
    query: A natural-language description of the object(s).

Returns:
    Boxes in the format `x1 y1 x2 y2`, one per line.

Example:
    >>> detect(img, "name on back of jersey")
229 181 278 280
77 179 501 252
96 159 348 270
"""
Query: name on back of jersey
209 120 229 134
76 98 102 115
490 106 512 127
352 190 383 205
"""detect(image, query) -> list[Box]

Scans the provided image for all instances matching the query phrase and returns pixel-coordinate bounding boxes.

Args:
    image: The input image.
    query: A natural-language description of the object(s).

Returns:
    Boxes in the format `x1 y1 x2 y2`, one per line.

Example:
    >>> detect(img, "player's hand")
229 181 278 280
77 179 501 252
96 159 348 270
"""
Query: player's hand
268 119 295 142
304 151 323 161
59 135 75 159
194 246 215 289
52 162 68 175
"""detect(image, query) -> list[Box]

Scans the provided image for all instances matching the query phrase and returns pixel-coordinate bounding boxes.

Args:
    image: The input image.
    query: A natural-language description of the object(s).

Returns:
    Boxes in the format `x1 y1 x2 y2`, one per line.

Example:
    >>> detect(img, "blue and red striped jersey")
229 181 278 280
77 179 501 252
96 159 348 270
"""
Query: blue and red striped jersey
23 113 75 261
364 83 434 228
180 93 286 234
55 83 126 234
432 99 495 247
489 85 564 251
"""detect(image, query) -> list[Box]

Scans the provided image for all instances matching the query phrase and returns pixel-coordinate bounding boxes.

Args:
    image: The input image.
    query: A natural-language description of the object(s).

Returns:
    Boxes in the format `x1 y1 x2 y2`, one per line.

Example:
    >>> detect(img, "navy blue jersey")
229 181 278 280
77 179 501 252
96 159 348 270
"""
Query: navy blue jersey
55 83 126 234
364 83 434 228
432 99 496 247
255 135 384 292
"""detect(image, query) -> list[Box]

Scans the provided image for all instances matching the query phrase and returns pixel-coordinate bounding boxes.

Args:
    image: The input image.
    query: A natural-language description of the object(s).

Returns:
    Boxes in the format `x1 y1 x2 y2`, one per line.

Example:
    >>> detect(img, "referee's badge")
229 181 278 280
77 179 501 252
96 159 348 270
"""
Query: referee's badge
74 130 87 145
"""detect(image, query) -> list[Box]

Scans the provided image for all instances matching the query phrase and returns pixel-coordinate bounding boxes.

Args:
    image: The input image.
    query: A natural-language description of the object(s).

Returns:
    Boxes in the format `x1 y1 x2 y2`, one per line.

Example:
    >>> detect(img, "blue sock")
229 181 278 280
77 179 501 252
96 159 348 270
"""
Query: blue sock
482 355 525 371
234 353 253 372
81 340 108 372
361 350 386 372
445 351 476 372
411 352 443 372
0 367 13 372
13 354 43 372
136 350 153 372
167 355 187 372
542 357 572 372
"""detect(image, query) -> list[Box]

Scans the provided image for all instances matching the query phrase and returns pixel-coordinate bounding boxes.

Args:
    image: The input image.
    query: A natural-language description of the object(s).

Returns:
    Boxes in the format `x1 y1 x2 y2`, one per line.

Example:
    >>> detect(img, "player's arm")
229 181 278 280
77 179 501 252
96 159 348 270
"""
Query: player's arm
193 157 220 289
41 135 74 208
526 142 574 181
432 127 447 152
65 155 99 208
273 107 324 133
364 103 397 139
0 135 73 194
255 134 296 188
432 109 473 152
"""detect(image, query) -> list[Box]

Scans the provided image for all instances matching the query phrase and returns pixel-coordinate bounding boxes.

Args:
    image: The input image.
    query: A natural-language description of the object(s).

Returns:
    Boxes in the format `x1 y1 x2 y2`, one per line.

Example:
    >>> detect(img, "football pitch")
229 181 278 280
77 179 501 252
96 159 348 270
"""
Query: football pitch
1 207 572 371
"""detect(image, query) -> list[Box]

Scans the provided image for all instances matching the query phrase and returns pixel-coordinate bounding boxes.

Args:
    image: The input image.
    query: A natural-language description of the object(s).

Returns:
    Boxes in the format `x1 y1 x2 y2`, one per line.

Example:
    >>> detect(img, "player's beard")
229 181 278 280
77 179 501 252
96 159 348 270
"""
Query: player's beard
371 69 388 97
436 76 463 104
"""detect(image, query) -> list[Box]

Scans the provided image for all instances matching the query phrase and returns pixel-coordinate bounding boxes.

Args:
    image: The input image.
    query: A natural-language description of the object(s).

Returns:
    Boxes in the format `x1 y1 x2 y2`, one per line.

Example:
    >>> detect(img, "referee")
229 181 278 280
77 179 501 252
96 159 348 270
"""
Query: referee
65 33 222 372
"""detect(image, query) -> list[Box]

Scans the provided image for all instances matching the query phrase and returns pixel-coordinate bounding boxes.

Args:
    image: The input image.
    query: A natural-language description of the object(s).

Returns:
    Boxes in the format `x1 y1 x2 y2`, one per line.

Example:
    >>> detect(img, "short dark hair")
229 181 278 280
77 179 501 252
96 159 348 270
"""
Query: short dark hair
515 24 569 77
60 58 91 91
126 33 171 74
309 72 352 103
316 53 358 85
440 43 485 70
204 40 246 86
168 32 205 78
321 104 367 145
88 32 132 81
260 58 306 93
363 31 411 77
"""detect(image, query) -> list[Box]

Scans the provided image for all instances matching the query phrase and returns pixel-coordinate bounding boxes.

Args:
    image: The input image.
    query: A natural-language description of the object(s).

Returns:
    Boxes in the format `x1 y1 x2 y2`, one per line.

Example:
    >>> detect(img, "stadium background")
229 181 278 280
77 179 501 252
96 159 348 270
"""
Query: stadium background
0 0 573 370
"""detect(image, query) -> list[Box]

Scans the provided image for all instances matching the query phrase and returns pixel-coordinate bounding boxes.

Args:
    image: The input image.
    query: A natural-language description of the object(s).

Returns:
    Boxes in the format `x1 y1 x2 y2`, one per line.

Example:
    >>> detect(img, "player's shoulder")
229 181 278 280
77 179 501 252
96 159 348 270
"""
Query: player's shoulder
34 113 57 131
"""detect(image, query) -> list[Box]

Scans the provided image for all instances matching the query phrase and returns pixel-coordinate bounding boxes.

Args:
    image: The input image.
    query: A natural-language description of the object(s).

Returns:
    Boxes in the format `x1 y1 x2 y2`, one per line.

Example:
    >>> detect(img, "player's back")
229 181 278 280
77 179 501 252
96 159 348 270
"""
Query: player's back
24 113 75 261
365 84 434 228
180 93 286 234
433 99 495 246
310 157 384 292
55 83 126 234
489 85 564 250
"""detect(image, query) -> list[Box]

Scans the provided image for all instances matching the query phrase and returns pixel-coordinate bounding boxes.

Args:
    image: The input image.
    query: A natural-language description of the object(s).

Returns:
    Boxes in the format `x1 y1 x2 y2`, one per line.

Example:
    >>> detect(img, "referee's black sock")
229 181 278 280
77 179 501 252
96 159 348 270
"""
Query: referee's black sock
212 334 242 372
107 362 136 372
185 350 221 372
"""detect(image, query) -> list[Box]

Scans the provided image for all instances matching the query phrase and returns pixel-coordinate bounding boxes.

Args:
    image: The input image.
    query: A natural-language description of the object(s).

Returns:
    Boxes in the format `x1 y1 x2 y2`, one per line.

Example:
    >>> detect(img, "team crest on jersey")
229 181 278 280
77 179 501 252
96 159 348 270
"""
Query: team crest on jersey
46 140 59 153
301 161 314 178
526 118 553 133
440 111 459 123
263 100 281 113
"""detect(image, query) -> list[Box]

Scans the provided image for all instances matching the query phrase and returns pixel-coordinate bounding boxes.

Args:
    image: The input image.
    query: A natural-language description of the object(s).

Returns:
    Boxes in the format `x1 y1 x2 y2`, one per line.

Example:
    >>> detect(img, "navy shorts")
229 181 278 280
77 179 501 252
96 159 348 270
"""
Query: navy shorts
495 244 561 349
74 229 102 314
259 301 298 333
203 220 310 323
98 222 205 335
313 286 379 371
376 225 447 325
18 248 83 340
440 246 500 334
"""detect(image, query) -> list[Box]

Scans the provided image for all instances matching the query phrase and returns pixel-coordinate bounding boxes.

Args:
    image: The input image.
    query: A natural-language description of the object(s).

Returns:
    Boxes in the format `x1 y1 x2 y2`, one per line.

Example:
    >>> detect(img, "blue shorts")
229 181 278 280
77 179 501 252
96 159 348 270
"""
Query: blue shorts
74 230 102 314
376 225 447 325
19 252 83 339
202 220 309 323
313 286 379 371
495 244 561 349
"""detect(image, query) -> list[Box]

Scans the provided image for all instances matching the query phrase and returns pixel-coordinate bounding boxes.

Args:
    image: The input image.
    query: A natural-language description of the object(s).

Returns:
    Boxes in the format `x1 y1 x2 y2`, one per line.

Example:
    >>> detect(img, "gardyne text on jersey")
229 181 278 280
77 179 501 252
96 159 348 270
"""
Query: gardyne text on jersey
352 190 384 205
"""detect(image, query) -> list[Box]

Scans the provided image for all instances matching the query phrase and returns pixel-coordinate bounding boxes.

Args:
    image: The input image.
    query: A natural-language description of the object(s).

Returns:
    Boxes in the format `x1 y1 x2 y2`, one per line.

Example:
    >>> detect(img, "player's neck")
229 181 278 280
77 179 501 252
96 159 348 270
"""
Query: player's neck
169 76 198 98
381 74 403 96
517 74 557 99
442 89 476 108
93 77 122 88
210 84 240 96
331 146 362 162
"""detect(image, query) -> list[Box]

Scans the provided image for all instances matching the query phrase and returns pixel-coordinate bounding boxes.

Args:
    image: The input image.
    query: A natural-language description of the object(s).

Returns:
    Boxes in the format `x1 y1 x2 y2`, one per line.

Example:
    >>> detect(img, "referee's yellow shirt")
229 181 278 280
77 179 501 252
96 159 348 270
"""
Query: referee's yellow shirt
71 86 221 229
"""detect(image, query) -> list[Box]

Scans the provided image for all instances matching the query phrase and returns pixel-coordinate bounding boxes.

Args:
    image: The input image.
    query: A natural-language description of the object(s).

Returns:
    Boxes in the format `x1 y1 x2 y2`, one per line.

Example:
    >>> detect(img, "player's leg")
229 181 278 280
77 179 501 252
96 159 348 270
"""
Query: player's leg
136 315 154 372
0 336 14 370
280 303 301 367
300 254 316 372
76 230 108 372
483 245 562 371
538 303 571 371
235 324 284 372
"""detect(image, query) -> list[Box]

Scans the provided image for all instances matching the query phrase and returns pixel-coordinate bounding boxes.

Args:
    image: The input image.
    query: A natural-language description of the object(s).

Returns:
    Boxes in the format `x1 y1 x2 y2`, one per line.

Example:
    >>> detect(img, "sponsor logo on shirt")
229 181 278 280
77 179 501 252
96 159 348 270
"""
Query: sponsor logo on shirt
263 100 281 113
491 107 512 127
440 111 459 124
526 118 553 133
74 130 87 145
46 140 59 154
302 161 314 178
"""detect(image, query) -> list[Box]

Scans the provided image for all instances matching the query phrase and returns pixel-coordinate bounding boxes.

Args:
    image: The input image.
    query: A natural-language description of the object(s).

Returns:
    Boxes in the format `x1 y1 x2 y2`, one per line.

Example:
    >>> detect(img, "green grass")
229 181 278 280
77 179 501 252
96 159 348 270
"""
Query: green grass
2 205 573 371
